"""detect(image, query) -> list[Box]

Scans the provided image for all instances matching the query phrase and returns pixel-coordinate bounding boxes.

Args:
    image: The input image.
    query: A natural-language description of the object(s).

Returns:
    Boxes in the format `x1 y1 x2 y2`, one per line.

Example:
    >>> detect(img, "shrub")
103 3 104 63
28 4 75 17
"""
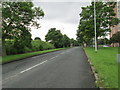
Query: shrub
5 39 55 55
31 40 55 51
5 40 18 55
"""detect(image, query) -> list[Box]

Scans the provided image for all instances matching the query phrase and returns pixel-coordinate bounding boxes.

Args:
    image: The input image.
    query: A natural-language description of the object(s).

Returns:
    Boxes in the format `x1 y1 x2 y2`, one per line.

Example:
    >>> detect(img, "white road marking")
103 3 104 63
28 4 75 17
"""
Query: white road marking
3 60 48 82
32 56 40 58
60 52 65 54
3 51 67 82
20 60 48 74
50 56 56 60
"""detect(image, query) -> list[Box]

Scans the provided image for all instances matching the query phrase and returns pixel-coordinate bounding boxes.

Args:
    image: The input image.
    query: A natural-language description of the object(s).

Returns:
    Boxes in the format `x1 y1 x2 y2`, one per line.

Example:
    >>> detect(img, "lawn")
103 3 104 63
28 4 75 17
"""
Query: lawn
1 48 65 64
84 47 118 88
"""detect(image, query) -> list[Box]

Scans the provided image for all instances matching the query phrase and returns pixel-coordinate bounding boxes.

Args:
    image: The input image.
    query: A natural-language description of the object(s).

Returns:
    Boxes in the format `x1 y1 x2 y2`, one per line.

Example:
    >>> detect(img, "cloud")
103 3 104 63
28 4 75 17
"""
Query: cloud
31 2 91 40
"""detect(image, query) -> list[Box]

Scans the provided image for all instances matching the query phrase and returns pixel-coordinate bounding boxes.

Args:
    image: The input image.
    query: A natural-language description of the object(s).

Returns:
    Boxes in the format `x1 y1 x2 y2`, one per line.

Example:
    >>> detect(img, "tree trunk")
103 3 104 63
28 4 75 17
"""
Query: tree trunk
2 38 6 56
97 37 98 49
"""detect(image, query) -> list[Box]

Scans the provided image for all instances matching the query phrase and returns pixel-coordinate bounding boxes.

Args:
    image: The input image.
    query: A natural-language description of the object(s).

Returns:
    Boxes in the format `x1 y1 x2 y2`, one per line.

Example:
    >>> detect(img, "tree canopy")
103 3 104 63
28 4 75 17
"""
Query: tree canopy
45 28 63 48
34 37 41 40
110 31 120 46
2 2 44 56
77 2 119 47
62 34 71 47
45 28 72 48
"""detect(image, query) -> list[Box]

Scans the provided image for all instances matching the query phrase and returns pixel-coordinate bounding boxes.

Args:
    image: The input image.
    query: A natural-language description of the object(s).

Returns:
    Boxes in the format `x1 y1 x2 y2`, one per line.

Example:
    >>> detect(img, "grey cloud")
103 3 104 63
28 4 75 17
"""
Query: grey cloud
33 2 91 24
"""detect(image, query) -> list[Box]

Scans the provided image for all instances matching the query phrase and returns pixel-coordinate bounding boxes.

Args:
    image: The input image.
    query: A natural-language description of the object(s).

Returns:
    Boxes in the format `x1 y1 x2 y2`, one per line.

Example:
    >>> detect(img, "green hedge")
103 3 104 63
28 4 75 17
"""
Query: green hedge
2 48 65 63
5 39 55 55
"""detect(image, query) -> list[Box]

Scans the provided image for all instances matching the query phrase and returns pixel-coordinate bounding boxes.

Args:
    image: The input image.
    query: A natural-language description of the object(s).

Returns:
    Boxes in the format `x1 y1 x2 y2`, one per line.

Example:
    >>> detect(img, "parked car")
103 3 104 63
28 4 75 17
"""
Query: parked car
103 45 109 47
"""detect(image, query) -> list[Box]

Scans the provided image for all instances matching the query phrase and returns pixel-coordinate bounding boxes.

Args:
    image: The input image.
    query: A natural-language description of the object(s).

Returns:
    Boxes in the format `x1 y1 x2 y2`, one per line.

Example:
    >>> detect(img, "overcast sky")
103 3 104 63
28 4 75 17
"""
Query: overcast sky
31 2 91 41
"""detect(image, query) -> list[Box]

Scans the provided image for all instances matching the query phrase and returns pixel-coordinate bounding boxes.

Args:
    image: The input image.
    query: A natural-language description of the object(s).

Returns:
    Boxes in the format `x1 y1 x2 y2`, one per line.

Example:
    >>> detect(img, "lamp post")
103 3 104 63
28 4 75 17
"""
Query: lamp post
94 0 97 52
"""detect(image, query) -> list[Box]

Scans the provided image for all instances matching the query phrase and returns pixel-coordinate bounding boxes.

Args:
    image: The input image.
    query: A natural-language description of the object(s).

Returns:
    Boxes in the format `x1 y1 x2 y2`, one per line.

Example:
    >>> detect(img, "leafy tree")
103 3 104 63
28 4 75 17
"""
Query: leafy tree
70 38 79 47
2 2 44 56
110 31 120 46
45 28 63 48
77 2 119 47
14 29 32 54
98 38 110 45
34 37 41 40
62 34 70 47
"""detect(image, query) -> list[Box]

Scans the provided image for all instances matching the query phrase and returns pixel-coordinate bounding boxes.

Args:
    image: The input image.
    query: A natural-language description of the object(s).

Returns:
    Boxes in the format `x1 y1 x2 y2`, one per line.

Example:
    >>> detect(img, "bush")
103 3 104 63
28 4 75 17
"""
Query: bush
5 39 55 55
24 47 33 53
31 40 55 51
5 40 18 55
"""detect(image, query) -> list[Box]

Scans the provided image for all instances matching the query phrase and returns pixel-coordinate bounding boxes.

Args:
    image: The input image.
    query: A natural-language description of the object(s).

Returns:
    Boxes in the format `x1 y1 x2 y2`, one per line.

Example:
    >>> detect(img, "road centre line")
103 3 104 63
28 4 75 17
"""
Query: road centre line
20 60 48 74
3 60 48 82
32 56 40 58
3 51 67 82
21 52 64 74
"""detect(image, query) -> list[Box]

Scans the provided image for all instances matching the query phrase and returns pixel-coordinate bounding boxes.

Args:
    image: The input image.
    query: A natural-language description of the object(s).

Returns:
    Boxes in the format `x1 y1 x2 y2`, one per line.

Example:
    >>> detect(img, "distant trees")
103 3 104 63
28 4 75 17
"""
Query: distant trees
45 28 63 48
5 39 55 55
2 2 44 56
62 34 71 47
110 31 120 46
77 2 119 47
45 28 78 48
34 37 41 40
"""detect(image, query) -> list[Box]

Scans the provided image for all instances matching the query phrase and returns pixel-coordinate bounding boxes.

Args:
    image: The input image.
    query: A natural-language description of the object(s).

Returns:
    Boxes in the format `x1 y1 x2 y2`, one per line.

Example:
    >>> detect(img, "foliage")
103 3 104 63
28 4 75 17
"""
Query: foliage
34 37 41 40
2 2 44 39
70 38 79 46
2 48 65 63
62 34 71 47
5 39 55 55
77 2 119 47
2 2 44 56
45 28 78 48
110 31 120 46
31 40 55 51
45 28 64 48
98 38 110 45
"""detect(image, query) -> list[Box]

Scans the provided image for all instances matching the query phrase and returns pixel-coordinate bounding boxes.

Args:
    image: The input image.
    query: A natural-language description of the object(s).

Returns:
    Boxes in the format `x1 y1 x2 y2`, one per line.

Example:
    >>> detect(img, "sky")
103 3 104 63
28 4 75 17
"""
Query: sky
31 2 91 41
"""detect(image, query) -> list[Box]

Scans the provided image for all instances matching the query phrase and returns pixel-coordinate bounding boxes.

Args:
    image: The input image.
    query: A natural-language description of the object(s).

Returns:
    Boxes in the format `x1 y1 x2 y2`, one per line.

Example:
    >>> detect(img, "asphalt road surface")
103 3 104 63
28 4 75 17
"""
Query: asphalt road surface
2 47 95 88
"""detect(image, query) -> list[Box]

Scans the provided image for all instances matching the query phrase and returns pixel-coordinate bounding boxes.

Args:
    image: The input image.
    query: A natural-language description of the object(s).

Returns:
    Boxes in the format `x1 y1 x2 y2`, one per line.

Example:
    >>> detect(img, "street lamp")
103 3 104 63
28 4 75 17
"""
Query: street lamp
94 0 98 52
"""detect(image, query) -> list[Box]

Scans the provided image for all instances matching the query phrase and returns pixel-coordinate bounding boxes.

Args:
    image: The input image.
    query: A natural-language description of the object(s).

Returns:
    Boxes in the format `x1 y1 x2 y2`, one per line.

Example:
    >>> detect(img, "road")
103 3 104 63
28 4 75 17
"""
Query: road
2 47 95 88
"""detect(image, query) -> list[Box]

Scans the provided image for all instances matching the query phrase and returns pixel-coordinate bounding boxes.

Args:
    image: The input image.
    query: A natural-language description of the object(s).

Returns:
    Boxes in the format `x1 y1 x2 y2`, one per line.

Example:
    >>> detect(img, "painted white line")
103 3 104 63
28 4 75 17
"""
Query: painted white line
55 55 58 57
3 54 61 82
3 74 19 81
60 52 65 54
32 56 40 58
20 60 48 74
50 57 56 60
3 60 48 82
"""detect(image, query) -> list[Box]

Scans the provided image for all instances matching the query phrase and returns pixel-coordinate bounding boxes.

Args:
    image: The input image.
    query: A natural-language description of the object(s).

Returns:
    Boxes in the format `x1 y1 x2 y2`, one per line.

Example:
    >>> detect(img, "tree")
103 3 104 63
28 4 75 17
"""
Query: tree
34 37 41 40
110 31 120 46
13 29 32 54
98 38 110 45
70 38 79 47
45 28 63 48
77 2 119 47
2 2 44 56
62 34 70 47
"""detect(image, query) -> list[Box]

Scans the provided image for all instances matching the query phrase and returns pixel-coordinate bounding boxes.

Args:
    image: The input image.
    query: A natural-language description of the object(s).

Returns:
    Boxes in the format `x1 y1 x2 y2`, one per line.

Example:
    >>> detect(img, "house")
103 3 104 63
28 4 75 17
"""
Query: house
110 2 120 47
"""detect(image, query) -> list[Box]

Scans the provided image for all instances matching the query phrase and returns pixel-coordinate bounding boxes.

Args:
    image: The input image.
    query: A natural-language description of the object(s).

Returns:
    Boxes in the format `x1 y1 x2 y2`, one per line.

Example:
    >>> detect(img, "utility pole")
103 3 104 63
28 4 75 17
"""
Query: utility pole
94 0 97 52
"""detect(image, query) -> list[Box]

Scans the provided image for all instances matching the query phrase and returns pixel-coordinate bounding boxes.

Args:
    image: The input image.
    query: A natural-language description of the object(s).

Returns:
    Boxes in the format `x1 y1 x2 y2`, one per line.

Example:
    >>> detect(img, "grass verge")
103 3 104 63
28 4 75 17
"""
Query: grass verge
1 48 65 64
84 47 118 88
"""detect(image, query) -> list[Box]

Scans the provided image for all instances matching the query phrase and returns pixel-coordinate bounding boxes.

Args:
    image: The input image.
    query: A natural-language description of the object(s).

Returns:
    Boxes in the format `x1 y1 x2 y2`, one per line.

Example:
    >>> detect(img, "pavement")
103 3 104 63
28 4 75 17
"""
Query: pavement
2 47 96 88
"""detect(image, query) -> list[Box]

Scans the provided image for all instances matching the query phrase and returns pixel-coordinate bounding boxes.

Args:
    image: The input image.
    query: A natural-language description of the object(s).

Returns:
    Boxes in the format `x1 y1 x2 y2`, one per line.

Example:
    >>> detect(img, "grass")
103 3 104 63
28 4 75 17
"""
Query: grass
1 48 65 64
84 47 118 88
